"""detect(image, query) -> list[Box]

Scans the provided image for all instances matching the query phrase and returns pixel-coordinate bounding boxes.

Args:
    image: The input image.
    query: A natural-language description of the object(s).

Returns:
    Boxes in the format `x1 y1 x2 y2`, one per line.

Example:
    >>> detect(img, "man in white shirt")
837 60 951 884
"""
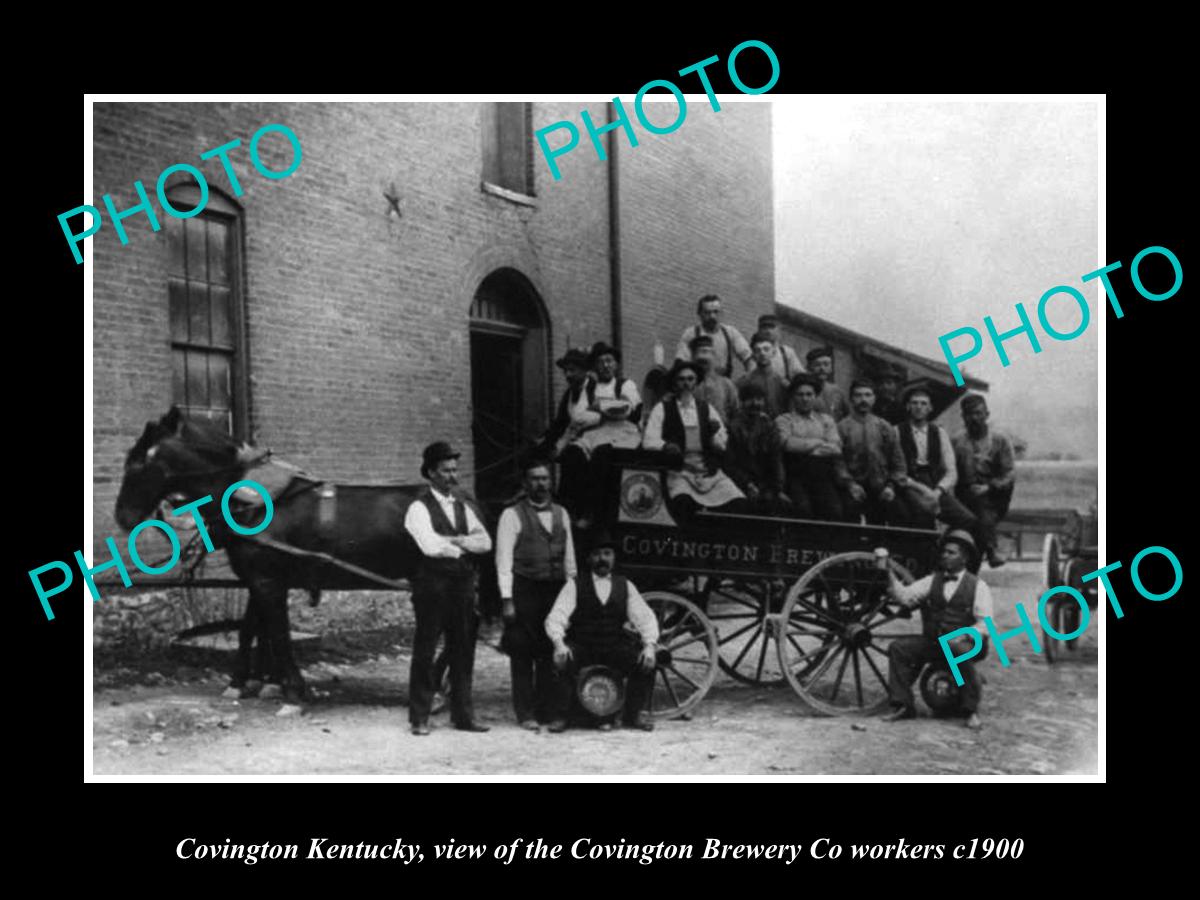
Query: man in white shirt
544 534 659 732
882 530 992 729
495 460 577 731
895 386 979 552
674 293 752 378
403 442 493 735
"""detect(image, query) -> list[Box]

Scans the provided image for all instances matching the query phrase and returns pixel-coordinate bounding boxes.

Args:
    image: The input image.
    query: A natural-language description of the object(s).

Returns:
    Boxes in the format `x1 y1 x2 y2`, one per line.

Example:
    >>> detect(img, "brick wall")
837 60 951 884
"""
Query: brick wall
92 101 775 622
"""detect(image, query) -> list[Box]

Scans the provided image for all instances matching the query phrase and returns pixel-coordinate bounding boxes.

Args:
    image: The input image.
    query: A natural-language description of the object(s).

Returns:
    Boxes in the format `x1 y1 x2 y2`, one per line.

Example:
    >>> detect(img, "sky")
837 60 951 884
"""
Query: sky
772 99 1099 459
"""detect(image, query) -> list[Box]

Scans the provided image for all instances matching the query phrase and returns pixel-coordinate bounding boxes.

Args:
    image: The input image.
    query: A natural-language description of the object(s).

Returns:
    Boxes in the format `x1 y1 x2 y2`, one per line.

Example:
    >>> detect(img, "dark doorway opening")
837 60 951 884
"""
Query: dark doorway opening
469 269 550 505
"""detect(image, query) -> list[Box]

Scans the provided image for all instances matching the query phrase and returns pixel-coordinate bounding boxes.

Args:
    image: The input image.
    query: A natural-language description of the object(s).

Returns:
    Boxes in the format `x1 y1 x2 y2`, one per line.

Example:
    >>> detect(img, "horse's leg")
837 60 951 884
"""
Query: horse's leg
225 591 262 698
259 578 308 704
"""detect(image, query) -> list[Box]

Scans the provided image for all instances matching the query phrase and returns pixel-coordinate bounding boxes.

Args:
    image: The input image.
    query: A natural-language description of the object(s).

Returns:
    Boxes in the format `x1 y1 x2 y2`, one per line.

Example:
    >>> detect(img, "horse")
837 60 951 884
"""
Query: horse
114 407 493 704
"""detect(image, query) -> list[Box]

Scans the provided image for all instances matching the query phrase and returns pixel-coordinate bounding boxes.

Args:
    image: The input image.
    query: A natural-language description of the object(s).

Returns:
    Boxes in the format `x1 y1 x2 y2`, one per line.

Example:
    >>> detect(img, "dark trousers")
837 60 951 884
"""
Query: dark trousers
845 484 912 526
409 571 478 727
504 575 564 723
907 468 979 534
956 487 1005 552
558 445 590 520
785 456 846 521
887 635 985 714
549 636 652 724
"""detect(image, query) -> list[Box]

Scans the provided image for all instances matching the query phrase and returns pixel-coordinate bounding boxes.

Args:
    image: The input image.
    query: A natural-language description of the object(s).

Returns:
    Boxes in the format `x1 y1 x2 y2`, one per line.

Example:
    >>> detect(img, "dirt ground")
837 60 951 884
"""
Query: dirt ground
91 561 1098 776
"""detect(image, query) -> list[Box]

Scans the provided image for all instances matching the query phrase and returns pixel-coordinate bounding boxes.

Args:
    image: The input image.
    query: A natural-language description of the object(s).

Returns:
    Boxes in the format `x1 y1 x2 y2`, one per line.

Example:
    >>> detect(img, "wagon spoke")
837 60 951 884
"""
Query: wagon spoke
852 648 864 707
792 597 843 628
861 644 889 690
802 642 845 687
671 655 711 665
661 667 683 707
665 664 701 692
729 623 765 671
665 631 707 654
829 646 852 702
754 631 771 683
716 618 762 647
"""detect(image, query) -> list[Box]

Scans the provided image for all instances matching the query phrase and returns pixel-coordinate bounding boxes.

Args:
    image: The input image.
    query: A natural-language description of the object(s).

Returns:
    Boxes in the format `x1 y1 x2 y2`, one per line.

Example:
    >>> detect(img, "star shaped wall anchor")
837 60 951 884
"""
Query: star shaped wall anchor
384 183 402 218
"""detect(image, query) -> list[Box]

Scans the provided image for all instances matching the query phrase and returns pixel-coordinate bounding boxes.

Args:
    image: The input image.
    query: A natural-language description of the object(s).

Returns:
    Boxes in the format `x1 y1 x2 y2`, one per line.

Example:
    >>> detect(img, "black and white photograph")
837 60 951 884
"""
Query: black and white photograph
83 95 1100 778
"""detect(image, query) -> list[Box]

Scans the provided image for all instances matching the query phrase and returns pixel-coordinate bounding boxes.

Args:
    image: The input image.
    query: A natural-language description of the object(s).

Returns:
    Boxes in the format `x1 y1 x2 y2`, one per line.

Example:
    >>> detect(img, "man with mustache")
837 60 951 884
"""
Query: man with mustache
755 313 805 382
404 442 493 735
544 533 659 732
838 379 909 525
690 333 740 424
882 530 993 730
674 293 752 378
775 373 849 521
495 459 577 731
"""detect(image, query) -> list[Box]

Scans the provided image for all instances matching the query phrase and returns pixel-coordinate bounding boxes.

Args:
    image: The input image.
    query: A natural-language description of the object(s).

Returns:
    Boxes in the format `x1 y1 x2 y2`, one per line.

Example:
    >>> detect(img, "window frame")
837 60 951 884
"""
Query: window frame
164 184 251 442
480 102 537 205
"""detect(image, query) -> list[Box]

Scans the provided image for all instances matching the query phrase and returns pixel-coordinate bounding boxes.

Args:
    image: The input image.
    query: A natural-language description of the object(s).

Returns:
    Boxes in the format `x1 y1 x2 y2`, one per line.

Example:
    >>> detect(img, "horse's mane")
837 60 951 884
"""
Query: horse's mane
178 416 244 465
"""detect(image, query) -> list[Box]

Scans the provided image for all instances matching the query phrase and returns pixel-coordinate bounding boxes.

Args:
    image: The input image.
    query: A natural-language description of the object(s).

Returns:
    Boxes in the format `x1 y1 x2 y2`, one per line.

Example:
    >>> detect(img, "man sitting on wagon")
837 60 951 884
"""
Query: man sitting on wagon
544 532 659 732
838 379 909 526
690 333 740 424
737 331 790 418
952 393 1015 569
642 359 745 519
806 346 850 422
881 530 993 730
775 373 850 521
725 381 789 513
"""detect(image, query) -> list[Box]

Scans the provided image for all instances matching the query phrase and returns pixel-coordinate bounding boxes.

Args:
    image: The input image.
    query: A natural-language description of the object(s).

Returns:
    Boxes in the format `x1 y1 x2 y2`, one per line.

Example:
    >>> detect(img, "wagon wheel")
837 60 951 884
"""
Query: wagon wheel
775 551 920 716
1042 532 1062 592
642 591 719 720
702 578 787 685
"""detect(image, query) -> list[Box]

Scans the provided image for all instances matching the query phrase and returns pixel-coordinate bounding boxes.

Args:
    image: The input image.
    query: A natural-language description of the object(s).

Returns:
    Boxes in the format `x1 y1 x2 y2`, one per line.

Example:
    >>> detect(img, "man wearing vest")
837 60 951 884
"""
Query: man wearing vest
544 347 597 524
544 533 660 732
403 442 494 736
756 313 805 382
882 530 993 729
642 359 745 517
674 293 752 377
495 460 578 731
896 386 979 557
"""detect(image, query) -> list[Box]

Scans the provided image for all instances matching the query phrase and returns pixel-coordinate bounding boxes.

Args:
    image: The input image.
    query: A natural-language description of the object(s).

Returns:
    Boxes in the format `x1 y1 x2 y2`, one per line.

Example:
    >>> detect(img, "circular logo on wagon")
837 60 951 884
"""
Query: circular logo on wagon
620 472 663 520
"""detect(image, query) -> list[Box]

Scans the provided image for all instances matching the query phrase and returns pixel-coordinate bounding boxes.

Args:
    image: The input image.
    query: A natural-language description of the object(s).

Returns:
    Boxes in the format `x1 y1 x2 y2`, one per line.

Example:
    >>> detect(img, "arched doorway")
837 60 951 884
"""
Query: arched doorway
469 268 550 504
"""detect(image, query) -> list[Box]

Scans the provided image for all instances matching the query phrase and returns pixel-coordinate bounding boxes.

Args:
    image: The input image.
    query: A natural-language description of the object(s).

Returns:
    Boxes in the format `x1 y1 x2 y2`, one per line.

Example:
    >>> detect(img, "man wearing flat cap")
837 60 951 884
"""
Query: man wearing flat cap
806 346 850 422
737 331 790 418
544 531 659 732
775 372 850 520
756 314 805 382
882 530 993 729
675 293 752 378
404 441 493 735
952 394 1016 569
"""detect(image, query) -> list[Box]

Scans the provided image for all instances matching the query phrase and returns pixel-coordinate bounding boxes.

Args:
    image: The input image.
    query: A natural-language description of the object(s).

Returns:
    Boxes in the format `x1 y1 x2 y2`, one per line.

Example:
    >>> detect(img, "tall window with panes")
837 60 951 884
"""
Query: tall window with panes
164 187 247 438
482 102 534 197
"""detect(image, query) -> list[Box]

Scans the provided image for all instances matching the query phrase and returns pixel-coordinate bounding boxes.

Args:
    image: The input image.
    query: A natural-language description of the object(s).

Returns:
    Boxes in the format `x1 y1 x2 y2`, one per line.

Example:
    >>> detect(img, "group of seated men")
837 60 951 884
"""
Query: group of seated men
543 293 1016 570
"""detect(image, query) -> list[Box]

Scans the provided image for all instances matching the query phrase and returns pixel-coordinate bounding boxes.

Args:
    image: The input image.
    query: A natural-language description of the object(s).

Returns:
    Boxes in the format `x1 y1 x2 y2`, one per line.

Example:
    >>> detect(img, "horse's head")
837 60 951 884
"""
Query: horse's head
114 407 246 531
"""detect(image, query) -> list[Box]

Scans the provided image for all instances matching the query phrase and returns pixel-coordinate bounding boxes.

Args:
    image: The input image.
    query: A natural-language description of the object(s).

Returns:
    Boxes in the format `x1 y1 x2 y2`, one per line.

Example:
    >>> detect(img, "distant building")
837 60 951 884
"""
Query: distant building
773 304 988 421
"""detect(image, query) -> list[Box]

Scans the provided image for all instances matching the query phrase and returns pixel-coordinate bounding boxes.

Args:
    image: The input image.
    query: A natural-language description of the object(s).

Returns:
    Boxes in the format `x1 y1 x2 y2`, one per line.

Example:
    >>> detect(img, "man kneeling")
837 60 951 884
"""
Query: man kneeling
544 533 659 732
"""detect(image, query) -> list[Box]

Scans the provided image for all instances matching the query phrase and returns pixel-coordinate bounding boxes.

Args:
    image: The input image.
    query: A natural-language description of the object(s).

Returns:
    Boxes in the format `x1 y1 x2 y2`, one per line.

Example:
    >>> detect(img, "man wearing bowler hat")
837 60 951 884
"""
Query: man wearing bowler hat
881 530 993 729
404 441 493 735
544 531 659 732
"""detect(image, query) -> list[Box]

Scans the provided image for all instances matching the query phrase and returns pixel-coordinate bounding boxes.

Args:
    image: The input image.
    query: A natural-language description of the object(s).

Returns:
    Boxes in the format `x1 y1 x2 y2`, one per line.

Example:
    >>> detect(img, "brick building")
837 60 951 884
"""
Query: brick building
91 100 775 555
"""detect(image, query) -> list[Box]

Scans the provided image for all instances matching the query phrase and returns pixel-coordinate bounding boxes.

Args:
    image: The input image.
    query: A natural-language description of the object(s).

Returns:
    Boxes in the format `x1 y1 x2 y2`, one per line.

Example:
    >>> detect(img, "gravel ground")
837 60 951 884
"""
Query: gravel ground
91 561 1098 776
